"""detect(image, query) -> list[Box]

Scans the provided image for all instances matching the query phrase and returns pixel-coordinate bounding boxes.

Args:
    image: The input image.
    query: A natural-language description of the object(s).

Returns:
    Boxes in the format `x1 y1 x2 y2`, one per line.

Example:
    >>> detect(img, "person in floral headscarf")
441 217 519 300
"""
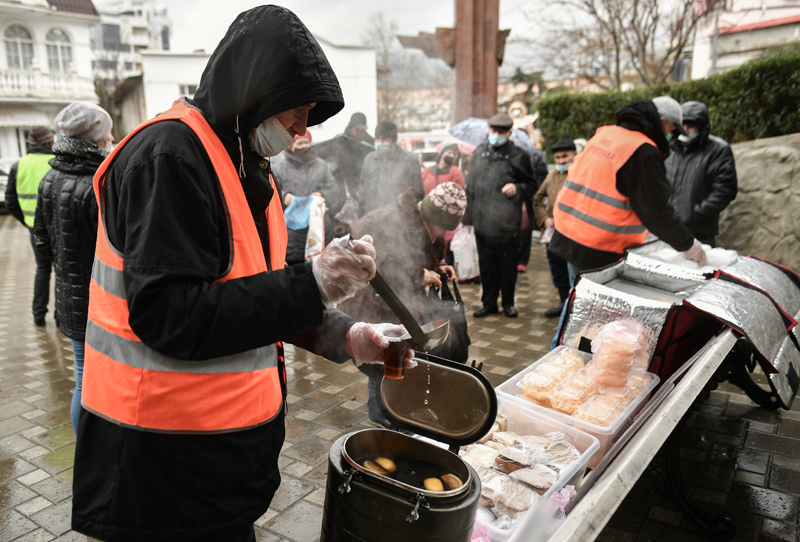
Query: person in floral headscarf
339 182 467 427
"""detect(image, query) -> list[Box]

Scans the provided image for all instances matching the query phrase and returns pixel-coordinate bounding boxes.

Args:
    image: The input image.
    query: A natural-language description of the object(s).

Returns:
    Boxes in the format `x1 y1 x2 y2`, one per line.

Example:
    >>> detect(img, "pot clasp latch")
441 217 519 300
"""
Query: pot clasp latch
338 469 360 494
405 494 430 523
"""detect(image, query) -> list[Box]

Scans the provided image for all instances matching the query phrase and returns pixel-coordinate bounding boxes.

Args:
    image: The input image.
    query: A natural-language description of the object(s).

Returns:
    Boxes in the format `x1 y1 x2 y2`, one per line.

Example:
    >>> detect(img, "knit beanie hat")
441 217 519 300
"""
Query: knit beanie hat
27 126 55 146
54 102 113 144
419 182 467 231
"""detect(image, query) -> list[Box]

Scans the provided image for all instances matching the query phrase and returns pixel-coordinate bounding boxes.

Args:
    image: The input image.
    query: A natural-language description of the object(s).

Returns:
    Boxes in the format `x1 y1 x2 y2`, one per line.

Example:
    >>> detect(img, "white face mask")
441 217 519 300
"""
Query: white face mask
678 131 700 144
249 116 295 157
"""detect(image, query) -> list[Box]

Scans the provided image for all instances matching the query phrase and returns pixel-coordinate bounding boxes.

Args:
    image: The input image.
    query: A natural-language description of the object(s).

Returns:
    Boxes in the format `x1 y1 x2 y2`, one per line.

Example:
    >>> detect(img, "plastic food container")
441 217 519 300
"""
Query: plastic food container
549 383 591 415
496 346 659 469
518 372 559 406
472 398 600 542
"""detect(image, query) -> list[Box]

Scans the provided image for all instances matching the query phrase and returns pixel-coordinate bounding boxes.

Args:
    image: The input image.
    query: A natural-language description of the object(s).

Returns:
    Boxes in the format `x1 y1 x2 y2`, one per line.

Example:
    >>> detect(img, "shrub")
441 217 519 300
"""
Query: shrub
538 50 800 154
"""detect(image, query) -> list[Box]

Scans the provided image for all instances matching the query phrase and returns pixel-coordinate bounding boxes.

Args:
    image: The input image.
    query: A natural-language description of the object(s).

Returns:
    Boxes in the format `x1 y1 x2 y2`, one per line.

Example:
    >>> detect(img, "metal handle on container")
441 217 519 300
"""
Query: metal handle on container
338 469 358 494
405 494 429 523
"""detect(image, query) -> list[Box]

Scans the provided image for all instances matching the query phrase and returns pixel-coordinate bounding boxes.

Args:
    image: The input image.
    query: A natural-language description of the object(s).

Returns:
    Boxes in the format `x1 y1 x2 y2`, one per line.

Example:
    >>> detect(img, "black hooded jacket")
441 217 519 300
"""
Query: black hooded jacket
34 138 106 342
549 100 695 270
72 7 351 541
665 101 738 244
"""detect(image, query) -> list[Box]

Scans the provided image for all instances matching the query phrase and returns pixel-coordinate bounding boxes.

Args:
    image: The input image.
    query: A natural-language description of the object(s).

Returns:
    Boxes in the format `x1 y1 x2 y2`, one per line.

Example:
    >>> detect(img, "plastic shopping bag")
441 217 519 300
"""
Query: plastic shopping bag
284 196 313 230
451 224 479 281
305 195 326 260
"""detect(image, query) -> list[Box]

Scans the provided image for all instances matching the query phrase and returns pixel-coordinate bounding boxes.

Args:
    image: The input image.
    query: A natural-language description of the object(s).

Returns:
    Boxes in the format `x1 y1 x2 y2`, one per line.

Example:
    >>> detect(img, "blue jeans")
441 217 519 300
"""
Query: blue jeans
550 263 583 350
71 340 85 435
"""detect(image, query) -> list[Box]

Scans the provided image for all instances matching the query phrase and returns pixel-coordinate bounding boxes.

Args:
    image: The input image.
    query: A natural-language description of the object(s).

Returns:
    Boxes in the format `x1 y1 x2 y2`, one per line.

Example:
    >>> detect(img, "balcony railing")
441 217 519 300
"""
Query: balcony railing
0 69 96 101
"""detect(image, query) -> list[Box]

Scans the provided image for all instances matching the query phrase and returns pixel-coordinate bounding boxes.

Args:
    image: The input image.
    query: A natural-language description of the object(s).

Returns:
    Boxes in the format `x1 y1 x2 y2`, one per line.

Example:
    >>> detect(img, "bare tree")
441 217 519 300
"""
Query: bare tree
362 13 404 123
517 0 702 89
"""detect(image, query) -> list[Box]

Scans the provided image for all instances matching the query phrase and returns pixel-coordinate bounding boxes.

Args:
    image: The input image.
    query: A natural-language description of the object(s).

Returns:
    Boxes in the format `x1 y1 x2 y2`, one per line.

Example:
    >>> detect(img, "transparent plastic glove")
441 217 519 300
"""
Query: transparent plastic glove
682 238 708 265
311 235 377 308
346 323 417 368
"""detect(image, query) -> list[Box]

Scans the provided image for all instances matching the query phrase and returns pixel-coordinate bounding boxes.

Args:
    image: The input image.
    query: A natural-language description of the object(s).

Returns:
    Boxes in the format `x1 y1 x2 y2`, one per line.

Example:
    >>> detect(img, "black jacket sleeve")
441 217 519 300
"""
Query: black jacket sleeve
4 162 25 226
511 148 536 203
616 145 694 252
696 141 737 219
33 172 53 262
105 128 339 361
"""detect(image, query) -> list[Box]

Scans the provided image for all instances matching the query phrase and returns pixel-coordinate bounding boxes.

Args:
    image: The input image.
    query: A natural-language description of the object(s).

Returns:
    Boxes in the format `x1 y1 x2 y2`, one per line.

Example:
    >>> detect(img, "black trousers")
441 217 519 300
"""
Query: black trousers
518 228 533 266
29 229 52 320
546 246 570 290
476 233 519 309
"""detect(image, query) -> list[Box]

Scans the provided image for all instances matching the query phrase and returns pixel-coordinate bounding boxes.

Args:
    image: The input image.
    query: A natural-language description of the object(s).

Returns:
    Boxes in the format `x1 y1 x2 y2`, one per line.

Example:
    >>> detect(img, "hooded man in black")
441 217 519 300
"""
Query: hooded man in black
71 7 407 541
665 101 738 246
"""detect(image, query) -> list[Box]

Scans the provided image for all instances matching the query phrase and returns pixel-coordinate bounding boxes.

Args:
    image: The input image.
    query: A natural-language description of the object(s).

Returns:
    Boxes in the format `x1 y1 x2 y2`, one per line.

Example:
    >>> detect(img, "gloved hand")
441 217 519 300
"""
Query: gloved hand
311 235 377 308
346 323 417 368
683 238 708 265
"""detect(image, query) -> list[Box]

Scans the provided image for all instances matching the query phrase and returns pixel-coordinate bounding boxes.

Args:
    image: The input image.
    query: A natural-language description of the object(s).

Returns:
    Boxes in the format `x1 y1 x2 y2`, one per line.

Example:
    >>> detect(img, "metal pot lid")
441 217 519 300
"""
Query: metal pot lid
379 352 497 447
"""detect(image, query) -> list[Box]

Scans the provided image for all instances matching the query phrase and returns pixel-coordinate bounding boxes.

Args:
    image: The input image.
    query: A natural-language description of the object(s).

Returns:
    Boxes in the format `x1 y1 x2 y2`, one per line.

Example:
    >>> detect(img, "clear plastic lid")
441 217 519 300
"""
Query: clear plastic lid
519 372 560 405
532 363 569 381
600 385 636 404
565 368 600 394
625 368 653 394
574 396 622 427
543 353 586 374
549 383 591 415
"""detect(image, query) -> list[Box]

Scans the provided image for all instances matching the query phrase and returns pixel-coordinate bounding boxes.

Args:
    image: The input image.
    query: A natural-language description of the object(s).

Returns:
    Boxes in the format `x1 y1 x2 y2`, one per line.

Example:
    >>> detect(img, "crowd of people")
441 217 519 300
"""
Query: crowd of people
2 6 739 540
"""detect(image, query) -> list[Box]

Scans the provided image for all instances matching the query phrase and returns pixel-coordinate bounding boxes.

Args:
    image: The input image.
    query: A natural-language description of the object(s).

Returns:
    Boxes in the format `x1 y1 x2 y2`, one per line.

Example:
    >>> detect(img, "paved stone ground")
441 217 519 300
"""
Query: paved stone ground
0 213 798 542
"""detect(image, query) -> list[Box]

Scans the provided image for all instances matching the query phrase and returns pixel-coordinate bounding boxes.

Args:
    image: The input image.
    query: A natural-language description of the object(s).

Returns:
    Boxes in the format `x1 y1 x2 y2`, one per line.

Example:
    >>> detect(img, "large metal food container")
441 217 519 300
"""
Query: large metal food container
320 353 497 542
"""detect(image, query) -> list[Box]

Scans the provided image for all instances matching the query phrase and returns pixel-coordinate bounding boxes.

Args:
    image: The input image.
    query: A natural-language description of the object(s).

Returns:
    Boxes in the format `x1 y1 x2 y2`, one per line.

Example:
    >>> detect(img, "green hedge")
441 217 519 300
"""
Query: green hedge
537 48 800 152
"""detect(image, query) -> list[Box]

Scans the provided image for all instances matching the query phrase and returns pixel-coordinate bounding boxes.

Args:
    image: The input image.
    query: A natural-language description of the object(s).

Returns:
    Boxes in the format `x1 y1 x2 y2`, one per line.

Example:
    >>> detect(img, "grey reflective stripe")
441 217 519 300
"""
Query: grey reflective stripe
91 257 126 299
17 194 37 199
22 210 35 216
557 202 647 235
563 179 632 210
85 319 278 374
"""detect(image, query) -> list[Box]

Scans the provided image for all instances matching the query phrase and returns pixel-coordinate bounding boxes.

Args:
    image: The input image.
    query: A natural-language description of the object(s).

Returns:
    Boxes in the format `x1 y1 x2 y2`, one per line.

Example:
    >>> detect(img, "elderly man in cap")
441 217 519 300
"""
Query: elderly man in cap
462 112 536 318
71 7 412 541
5 126 56 327
533 139 576 317
548 98 707 348
665 100 738 247
358 119 424 216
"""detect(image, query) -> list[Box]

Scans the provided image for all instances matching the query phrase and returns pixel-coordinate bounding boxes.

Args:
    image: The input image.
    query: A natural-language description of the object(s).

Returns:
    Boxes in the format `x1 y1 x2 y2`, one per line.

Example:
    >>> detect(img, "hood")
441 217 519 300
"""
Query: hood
190 5 344 136
681 101 711 148
615 99 670 159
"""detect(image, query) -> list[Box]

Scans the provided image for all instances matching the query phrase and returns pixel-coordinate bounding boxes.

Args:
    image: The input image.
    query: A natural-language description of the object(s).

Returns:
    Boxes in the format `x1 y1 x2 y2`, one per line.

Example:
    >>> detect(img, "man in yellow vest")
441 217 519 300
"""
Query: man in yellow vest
4 126 55 326
71 7 412 542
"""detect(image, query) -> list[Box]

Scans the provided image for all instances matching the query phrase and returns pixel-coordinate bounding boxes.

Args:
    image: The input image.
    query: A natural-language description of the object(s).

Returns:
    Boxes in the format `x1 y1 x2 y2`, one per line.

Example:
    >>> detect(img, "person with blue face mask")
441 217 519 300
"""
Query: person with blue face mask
664 100 738 247
461 113 536 318
532 139 577 318
357 119 424 216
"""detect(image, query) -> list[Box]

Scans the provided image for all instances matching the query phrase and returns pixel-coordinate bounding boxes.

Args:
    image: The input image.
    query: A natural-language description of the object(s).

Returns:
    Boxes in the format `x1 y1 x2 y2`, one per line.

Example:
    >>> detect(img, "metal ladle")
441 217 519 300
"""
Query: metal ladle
336 235 450 351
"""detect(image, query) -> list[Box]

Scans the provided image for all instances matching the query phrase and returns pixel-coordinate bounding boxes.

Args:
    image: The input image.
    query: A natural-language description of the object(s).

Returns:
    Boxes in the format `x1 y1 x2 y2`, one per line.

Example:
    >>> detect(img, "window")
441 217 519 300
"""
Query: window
91 24 121 52
4 25 34 70
161 27 170 51
124 62 133 71
179 84 198 97
92 59 117 70
46 29 72 72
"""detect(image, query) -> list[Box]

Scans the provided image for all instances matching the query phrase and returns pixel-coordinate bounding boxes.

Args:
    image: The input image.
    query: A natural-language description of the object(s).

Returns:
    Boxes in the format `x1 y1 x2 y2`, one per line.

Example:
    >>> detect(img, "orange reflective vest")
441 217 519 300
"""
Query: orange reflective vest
553 125 651 254
83 100 289 433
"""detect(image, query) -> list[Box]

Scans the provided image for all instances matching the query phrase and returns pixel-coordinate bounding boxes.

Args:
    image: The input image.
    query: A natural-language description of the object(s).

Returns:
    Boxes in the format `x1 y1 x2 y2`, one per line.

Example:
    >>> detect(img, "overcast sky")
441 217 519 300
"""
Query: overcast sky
163 0 539 69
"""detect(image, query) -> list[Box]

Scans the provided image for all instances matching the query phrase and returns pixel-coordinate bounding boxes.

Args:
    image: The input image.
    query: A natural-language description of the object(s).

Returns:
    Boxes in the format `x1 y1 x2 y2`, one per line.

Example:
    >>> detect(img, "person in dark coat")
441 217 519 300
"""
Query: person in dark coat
462 113 536 318
339 183 465 427
312 111 374 220
71 7 410 542
272 131 338 265
5 126 55 327
665 101 738 246
517 145 549 272
34 102 114 434
358 119 424 216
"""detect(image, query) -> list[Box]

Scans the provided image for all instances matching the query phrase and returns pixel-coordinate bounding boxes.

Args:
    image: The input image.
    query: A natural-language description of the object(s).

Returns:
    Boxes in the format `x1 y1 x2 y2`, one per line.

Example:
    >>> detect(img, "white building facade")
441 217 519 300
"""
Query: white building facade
114 37 377 142
0 0 99 172
692 0 800 78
